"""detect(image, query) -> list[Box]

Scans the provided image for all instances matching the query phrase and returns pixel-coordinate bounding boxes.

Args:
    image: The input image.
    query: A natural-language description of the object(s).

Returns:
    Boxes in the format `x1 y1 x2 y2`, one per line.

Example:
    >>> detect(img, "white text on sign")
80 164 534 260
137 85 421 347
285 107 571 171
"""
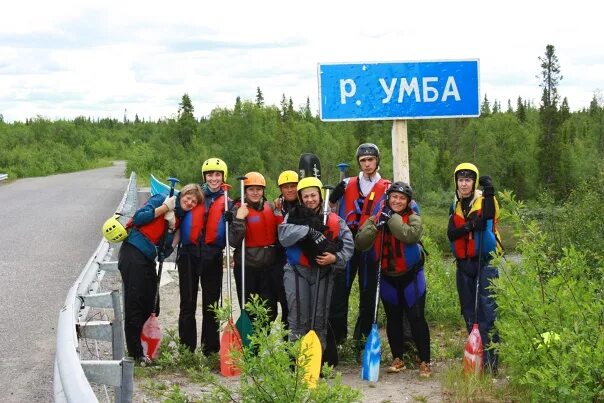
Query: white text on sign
339 76 461 105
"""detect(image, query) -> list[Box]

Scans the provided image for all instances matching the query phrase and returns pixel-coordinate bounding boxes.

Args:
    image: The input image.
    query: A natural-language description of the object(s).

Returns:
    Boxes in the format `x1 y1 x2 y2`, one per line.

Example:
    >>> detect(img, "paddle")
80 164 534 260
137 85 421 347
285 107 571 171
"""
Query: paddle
361 223 385 382
220 183 243 377
299 186 332 388
235 176 253 347
298 152 322 179
464 219 485 375
141 177 179 360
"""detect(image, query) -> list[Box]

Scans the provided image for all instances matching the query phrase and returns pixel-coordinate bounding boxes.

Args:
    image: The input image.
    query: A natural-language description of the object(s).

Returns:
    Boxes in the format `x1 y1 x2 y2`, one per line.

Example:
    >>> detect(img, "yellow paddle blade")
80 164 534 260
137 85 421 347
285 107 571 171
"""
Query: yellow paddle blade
298 330 322 388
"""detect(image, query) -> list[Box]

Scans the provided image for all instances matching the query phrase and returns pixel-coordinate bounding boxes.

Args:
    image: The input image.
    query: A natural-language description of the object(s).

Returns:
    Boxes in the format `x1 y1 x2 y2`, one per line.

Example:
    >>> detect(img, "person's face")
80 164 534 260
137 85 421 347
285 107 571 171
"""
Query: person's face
388 192 409 213
280 182 298 202
300 187 321 210
180 193 200 212
204 171 224 191
245 185 264 204
358 156 378 176
457 177 474 198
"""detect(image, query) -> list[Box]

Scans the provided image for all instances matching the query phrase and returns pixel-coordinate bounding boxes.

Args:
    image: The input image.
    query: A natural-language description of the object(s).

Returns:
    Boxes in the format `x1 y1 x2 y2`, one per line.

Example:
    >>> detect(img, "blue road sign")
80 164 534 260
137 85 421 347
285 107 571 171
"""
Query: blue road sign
318 60 480 121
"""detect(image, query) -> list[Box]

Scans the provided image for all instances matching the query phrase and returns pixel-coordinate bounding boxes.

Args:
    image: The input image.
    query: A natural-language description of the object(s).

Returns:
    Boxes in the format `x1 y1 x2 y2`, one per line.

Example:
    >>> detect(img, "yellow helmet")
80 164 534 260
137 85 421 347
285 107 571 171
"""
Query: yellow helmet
277 170 299 186
454 162 479 190
201 158 228 181
102 214 128 243
297 176 324 200
243 171 266 187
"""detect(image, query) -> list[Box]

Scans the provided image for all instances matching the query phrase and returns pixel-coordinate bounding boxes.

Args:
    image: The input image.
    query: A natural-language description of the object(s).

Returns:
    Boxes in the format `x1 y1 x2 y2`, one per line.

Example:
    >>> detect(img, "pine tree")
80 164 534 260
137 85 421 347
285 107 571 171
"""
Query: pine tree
507 99 513 113
516 97 526 122
492 100 500 114
537 44 564 195
176 93 196 145
255 87 264 107
480 94 491 116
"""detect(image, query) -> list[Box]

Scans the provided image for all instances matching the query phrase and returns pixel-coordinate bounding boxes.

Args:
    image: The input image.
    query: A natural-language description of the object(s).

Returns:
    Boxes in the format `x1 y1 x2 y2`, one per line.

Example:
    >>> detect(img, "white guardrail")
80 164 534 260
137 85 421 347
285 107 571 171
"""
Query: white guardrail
0 173 7 181
54 172 138 403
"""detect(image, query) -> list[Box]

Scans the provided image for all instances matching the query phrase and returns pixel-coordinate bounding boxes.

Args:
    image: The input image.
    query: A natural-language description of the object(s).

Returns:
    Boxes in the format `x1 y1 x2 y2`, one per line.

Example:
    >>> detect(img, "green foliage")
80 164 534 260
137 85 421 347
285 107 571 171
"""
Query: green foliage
210 296 362 402
494 191 604 402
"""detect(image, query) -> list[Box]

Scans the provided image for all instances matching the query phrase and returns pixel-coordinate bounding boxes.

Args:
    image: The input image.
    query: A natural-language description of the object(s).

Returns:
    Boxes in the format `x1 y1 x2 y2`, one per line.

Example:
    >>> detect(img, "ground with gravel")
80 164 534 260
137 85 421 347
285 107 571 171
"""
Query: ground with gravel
131 262 445 402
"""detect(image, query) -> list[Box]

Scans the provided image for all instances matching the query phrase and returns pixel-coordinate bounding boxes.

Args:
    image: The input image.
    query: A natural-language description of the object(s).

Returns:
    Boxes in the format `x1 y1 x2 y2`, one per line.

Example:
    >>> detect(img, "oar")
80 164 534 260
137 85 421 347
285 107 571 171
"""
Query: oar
235 176 253 347
219 183 243 377
464 222 484 375
300 186 332 388
141 177 179 360
361 223 385 382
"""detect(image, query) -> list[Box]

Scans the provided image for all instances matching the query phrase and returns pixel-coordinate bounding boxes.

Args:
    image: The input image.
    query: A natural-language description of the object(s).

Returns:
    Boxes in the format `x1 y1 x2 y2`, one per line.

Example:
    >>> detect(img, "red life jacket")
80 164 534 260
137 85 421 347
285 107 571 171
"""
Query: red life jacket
286 213 341 268
203 194 226 245
450 196 502 259
180 204 205 246
243 202 278 247
180 195 226 246
374 212 423 275
137 215 180 245
341 176 390 230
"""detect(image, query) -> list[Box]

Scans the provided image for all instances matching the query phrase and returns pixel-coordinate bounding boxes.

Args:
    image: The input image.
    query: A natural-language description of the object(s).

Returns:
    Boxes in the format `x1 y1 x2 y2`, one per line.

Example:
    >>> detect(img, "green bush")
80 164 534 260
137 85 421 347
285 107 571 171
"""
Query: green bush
494 193 604 402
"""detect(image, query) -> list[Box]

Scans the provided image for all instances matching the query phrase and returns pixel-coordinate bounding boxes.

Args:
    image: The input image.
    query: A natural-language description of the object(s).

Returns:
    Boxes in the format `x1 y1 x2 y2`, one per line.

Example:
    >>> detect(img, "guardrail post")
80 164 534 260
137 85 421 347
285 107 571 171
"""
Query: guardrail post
117 358 134 403
111 290 125 360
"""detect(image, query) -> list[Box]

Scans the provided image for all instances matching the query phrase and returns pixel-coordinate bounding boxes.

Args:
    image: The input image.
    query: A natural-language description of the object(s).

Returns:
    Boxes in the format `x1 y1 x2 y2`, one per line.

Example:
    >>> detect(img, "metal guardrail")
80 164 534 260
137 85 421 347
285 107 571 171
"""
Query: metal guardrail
0 173 7 181
54 172 138 403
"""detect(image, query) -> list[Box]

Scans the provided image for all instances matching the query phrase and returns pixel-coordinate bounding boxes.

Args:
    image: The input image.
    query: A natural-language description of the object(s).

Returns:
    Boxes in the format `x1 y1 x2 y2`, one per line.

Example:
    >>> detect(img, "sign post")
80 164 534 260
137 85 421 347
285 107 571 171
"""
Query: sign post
318 60 480 181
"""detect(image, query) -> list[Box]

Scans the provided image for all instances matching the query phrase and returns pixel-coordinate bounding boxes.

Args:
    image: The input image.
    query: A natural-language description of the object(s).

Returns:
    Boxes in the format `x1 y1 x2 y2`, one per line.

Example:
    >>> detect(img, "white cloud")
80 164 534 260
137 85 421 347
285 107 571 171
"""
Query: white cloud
1 0 601 122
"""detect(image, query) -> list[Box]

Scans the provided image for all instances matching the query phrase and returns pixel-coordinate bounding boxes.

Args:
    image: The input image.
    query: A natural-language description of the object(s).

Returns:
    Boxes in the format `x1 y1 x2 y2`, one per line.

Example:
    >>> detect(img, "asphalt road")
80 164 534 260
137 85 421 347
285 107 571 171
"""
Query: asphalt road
0 162 129 402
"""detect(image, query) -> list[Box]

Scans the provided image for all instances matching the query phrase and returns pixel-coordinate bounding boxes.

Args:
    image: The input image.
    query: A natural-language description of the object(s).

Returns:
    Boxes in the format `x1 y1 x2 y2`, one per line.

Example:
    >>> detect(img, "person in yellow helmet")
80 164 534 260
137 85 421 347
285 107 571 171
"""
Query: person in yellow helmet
447 162 503 373
278 177 354 358
176 158 233 355
272 170 300 329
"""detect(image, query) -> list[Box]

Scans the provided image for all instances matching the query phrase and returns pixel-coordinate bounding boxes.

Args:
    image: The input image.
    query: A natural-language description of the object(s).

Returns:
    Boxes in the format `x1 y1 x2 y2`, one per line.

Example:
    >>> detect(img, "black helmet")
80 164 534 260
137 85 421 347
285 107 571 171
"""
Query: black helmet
386 181 413 200
356 143 379 159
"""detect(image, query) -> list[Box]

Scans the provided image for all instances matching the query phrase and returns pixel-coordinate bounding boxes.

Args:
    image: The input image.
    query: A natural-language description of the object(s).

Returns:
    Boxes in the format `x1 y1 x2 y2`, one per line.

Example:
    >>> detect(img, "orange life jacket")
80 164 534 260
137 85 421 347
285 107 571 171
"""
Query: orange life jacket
243 202 278 247
138 215 180 245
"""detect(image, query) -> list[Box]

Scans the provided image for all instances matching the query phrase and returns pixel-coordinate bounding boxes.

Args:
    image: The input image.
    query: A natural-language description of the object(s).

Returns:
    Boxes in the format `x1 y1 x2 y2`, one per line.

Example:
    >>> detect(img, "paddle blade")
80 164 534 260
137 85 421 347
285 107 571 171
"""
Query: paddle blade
361 323 381 382
298 330 322 388
463 323 484 376
220 319 242 377
141 313 161 360
235 310 253 348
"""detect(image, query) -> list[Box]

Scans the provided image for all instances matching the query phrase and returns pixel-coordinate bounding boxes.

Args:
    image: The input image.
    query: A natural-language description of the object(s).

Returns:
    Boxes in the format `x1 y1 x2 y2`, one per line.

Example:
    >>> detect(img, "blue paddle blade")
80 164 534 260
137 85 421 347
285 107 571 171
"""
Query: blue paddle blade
361 323 381 382
150 174 180 196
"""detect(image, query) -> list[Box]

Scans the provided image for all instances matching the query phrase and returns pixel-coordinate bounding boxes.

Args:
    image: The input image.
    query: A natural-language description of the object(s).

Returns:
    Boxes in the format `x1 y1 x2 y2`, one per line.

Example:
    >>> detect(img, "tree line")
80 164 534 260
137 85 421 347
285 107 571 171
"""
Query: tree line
1 45 602 204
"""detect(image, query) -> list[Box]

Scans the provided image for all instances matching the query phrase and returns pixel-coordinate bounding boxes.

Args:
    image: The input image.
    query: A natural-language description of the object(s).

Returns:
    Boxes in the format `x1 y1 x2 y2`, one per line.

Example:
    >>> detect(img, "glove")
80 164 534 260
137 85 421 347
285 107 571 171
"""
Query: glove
376 206 392 227
466 215 486 232
329 180 346 204
223 210 233 224
163 195 176 211
164 210 176 230
307 227 328 248
479 176 495 197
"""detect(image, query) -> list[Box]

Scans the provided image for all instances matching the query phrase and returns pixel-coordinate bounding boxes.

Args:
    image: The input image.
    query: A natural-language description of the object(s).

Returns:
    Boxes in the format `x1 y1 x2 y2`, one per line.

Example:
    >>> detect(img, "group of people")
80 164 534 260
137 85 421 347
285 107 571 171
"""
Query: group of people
115 143 503 378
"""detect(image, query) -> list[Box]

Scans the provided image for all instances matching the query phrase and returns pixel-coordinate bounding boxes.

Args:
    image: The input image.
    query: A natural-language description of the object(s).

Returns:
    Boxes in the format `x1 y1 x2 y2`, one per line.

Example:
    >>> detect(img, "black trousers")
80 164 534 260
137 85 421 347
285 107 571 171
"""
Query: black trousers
233 262 282 324
118 242 158 359
177 250 223 354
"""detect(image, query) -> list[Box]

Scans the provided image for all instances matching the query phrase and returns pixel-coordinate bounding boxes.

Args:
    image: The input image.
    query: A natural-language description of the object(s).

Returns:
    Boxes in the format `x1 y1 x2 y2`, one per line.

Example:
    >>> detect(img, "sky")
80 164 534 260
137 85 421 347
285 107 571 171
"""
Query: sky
1 0 602 123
